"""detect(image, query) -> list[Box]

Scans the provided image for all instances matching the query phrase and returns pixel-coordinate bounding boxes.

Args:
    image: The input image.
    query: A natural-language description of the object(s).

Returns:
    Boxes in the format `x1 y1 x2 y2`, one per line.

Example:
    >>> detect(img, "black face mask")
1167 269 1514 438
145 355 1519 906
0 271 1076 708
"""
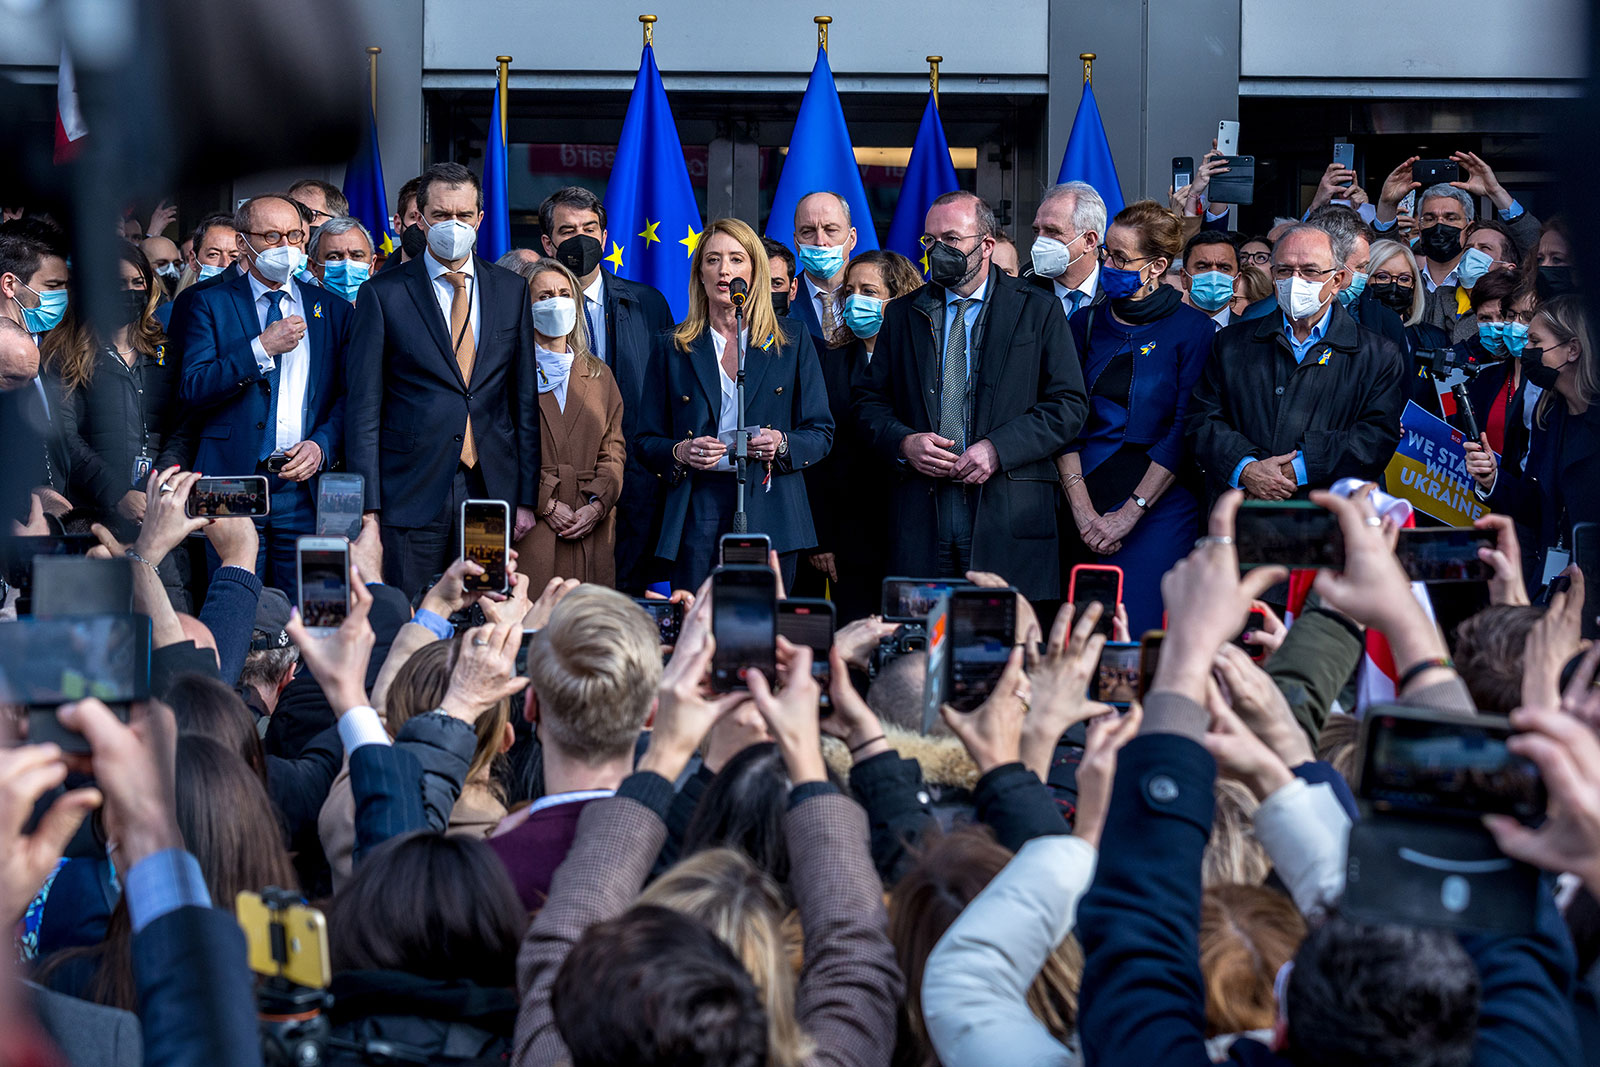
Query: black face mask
1369 280 1414 313
111 288 147 327
400 223 427 259
1536 265 1578 301
927 240 982 290
554 234 603 277
770 289 790 317
1416 222 1463 262
1520 346 1564 390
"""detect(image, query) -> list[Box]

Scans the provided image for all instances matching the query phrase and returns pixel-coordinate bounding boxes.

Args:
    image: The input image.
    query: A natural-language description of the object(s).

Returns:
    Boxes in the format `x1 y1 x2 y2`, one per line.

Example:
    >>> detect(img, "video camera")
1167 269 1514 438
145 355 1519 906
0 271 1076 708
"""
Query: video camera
1414 345 1491 382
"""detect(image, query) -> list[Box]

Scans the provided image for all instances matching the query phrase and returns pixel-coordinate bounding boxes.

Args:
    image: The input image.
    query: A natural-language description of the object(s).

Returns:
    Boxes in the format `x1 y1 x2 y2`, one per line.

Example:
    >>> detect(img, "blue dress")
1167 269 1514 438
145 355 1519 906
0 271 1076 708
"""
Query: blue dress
1065 299 1215 633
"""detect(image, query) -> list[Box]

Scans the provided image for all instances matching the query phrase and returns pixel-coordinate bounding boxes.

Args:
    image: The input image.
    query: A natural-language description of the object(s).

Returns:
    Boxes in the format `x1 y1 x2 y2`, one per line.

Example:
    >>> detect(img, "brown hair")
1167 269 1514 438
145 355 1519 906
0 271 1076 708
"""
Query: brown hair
386 638 510 787
889 826 1082 1066
846 249 925 300
1454 605 1544 715
1112 199 1186 265
1204 778 1270 888
1199 884 1307 1037
673 218 788 354
1315 712 1362 783
41 241 167 392
1238 263 1273 304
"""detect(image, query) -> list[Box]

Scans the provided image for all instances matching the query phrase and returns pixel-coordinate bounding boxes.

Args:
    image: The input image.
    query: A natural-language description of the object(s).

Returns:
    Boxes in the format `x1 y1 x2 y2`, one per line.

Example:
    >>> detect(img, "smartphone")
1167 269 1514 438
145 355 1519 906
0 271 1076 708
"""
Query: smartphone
0 615 152 752
315 472 365 540
236 890 330 989
1332 141 1355 171
1235 501 1346 570
881 577 972 623
1093 641 1141 710
265 451 290 475
719 533 772 567
1398 189 1418 217
779 598 836 711
633 598 685 646
1171 155 1194 190
1395 528 1494 583
1358 705 1544 820
1068 564 1122 637
1216 120 1240 157
460 499 510 593
3 534 97 593
1234 608 1269 661
944 589 1017 713
1573 523 1600 640
1139 630 1164 701
186 475 270 518
296 537 350 635
1412 159 1461 186
711 564 777 692
31 557 133 617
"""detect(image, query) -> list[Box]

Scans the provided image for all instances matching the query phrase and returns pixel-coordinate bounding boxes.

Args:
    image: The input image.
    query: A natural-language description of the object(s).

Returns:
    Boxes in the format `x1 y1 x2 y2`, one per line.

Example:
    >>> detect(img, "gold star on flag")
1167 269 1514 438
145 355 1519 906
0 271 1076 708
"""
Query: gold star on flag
604 241 624 271
638 219 661 246
378 233 395 255
679 224 702 258
919 247 931 276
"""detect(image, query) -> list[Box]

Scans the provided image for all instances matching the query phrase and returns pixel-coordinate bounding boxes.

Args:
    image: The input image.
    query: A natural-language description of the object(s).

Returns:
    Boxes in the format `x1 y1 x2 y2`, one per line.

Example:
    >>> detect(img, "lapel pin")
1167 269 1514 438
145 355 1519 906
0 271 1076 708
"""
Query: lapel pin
313 303 323 319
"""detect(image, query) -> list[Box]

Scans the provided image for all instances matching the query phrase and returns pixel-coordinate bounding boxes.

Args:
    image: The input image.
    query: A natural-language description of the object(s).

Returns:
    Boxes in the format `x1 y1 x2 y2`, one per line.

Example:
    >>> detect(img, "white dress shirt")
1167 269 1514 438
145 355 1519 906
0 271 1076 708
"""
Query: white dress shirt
708 330 744 471
424 249 481 351
583 272 607 366
1053 265 1099 319
1210 306 1233 329
247 273 310 451
1422 260 1459 294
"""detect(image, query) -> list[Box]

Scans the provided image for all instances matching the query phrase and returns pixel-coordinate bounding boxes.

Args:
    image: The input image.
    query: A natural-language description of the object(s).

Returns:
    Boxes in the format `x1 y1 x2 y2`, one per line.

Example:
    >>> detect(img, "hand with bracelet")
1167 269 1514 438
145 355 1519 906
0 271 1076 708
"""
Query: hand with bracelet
821 643 890 763
675 435 727 471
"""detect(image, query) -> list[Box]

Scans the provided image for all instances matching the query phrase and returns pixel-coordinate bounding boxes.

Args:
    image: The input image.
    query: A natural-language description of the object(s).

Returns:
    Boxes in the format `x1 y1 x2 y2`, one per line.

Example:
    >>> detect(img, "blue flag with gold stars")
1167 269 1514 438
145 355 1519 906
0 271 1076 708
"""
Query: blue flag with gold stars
766 47 878 253
481 82 512 262
605 42 702 321
342 103 397 257
885 89 958 269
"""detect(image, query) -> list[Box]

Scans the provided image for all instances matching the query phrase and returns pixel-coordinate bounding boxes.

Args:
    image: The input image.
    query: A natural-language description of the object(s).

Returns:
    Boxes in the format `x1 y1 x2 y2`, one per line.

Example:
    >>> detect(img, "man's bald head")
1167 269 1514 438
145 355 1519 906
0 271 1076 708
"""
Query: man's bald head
0 318 39 391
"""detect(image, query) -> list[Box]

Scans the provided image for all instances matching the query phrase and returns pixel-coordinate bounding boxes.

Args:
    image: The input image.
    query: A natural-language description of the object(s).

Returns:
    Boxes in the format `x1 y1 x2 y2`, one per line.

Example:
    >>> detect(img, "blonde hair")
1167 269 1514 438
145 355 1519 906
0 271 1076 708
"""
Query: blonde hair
1367 238 1427 326
1203 778 1270 887
1531 294 1597 426
1315 713 1361 782
638 848 815 1067
524 585 661 762
1199 884 1307 1037
674 218 788 354
385 639 509 787
513 256 604 379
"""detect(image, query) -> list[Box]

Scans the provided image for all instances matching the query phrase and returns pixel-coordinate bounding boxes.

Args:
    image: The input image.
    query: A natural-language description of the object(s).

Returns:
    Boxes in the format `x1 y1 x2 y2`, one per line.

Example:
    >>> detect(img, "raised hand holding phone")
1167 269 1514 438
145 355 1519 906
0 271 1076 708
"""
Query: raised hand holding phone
286 566 375 713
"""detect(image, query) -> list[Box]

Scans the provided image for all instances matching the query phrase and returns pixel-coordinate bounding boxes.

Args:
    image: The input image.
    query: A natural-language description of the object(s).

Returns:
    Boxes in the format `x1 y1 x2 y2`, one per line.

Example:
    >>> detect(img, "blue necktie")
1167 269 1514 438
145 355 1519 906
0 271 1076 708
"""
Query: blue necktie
261 291 286 461
1067 290 1085 316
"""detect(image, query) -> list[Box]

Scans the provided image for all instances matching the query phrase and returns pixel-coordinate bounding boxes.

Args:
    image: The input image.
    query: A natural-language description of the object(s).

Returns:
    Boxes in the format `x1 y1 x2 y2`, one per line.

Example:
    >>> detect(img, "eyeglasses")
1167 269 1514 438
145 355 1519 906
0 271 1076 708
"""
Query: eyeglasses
1269 265 1337 281
245 229 307 247
1370 271 1413 286
1099 248 1156 270
919 233 983 249
1243 251 1273 266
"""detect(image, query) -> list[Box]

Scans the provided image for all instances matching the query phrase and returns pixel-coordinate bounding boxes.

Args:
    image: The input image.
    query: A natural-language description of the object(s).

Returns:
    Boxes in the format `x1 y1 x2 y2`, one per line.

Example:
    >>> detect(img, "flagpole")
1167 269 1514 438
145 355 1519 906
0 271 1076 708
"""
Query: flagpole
366 47 380 115
495 56 511 139
815 15 830 51
639 13 655 46
1080 52 1095 84
927 55 941 107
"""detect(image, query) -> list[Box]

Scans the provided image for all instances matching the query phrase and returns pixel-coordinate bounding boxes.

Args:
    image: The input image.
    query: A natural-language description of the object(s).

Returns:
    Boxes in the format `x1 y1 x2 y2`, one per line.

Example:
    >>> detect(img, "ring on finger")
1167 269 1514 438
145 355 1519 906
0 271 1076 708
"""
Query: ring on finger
1364 516 1383 528
472 637 489 647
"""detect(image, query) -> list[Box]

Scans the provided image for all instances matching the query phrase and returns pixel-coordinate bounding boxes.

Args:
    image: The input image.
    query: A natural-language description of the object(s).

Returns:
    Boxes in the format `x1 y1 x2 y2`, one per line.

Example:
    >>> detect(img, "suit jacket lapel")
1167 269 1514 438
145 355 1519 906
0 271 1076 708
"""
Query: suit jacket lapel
688 332 722 417
299 281 329 414
745 330 779 400
603 278 628 376
403 257 462 385
227 273 260 342
911 286 943 429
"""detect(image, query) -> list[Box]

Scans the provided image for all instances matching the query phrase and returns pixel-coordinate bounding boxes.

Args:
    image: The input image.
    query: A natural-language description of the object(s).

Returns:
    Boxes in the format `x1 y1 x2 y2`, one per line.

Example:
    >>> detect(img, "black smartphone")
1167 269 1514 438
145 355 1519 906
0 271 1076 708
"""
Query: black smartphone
1235 501 1346 570
632 598 685 646
1395 528 1494 584
881 577 972 623
265 452 290 475
719 533 772 567
187 475 271 518
31 557 134 617
1093 641 1141 709
711 565 777 693
1412 159 1461 186
4 535 97 593
1172 155 1194 191
1358 705 1544 820
295 537 350 635
0 614 152 752
945 589 1017 713
460 499 510 593
1068 564 1122 637
779 598 835 711
315 472 365 540
1233 608 1269 661
1139 630 1165 701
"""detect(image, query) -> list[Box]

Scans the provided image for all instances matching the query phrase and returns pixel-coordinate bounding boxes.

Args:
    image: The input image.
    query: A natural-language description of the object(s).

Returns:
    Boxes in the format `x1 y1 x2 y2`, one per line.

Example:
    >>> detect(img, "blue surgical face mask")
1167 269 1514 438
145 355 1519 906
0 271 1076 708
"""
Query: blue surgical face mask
320 259 371 302
796 243 846 280
1099 263 1144 300
1337 270 1368 307
1456 246 1494 290
14 283 68 333
843 294 884 338
196 263 224 280
1477 320 1507 356
1186 270 1234 312
1502 321 1530 358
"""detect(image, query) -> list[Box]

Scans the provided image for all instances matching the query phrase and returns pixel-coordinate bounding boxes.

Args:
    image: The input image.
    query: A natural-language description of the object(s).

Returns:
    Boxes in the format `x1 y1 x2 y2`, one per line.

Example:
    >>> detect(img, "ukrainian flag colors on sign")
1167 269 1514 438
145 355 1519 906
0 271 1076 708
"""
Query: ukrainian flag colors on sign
1383 401 1490 527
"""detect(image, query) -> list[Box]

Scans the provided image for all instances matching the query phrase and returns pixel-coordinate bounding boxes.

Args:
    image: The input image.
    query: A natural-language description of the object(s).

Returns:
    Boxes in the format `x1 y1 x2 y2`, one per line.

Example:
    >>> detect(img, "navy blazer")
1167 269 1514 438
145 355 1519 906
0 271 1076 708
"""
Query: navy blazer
349 742 428 865
132 905 264 1067
178 270 350 476
791 275 829 348
634 324 833 557
345 253 541 526
598 269 674 425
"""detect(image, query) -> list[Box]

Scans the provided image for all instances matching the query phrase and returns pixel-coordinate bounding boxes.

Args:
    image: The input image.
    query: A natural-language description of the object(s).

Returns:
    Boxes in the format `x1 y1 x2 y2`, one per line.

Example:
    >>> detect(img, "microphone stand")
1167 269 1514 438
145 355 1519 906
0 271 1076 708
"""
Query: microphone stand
732 291 750 533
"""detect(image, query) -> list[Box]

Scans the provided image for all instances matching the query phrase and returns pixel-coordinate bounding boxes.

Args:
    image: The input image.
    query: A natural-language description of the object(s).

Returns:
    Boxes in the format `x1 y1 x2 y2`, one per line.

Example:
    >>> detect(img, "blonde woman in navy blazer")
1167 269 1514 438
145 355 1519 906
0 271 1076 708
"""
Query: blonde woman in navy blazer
634 218 833 589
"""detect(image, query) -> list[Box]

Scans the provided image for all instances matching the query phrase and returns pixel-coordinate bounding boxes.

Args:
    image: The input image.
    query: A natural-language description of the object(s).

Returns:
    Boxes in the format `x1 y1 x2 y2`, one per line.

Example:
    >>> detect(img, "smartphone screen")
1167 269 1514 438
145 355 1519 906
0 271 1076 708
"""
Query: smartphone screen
297 542 350 631
946 591 1016 712
882 578 971 622
4 534 97 591
1139 631 1164 701
779 599 835 709
1361 709 1544 819
32 557 134 617
1395 528 1494 583
720 534 772 567
712 566 777 692
188 476 270 518
1235 502 1345 570
1069 565 1121 637
1093 641 1141 709
461 500 509 593
633 598 684 646
315 473 365 540
0 614 151 752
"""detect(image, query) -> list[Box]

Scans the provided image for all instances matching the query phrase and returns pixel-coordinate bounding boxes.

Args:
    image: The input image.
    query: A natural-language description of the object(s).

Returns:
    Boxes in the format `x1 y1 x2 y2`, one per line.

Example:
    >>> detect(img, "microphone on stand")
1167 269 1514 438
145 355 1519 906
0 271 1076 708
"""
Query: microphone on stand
729 276 749 308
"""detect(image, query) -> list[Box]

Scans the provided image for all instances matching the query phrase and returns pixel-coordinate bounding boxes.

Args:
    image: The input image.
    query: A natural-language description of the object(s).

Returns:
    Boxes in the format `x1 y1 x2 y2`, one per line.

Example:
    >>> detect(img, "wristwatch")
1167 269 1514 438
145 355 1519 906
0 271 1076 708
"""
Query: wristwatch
775 432 789 457
1131 495 1150 511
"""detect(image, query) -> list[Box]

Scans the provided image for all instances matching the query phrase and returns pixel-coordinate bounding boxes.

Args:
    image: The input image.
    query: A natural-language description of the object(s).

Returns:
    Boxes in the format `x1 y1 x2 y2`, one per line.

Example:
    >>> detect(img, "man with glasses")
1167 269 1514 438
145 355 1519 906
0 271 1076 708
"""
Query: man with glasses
856 190 1086 601
1187 224 1405 502
179 193 354 598
288 178 350 237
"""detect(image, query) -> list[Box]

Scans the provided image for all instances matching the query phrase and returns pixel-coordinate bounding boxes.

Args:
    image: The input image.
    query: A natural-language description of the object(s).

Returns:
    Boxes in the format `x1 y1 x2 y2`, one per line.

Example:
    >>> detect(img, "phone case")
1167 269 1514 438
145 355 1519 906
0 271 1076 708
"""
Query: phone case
1207 156 1255 206
1343 817 1538 937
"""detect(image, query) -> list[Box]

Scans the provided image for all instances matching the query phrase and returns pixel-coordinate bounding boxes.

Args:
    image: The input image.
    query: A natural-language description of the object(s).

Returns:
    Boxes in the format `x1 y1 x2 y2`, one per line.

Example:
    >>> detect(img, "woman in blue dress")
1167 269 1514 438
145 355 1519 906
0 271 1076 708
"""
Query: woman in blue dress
1055 200 1215 632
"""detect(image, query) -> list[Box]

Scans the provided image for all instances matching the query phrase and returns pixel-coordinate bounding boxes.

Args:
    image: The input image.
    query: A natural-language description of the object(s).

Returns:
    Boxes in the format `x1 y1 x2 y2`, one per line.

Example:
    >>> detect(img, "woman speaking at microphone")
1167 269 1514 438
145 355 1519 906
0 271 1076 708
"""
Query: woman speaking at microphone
635 218 833 590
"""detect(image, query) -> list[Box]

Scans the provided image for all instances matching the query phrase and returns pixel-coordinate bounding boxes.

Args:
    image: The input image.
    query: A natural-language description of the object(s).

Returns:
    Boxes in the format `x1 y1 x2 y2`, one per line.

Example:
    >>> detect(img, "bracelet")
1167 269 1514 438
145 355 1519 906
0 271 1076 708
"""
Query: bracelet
849 734 886 755
124 548 160 575
1060 473 1083 491
1396 656 1454 691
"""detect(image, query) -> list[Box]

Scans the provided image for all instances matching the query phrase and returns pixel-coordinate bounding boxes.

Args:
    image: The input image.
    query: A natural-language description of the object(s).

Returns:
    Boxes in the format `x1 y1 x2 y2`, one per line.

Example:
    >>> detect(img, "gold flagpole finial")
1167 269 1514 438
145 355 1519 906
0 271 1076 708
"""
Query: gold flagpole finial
495 56 511 138
815 15 831 51
927 55 942 105
365 47 380 115
639 14 656 47
1080 52 1095 84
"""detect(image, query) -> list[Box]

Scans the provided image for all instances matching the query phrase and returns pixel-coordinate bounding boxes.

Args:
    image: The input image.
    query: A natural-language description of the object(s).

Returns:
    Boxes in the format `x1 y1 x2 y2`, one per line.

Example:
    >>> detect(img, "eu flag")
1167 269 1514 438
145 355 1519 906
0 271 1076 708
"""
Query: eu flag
342 104 396 256
480 82 512 262
766 47 878 252
885 90 958 265
1056 80 1125 217
604 43 703 321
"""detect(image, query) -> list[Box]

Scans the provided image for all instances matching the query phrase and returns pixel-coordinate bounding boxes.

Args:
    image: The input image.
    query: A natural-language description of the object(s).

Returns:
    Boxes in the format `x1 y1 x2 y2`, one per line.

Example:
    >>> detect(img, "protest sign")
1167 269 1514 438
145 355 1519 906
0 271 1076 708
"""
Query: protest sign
1384 400 1490 527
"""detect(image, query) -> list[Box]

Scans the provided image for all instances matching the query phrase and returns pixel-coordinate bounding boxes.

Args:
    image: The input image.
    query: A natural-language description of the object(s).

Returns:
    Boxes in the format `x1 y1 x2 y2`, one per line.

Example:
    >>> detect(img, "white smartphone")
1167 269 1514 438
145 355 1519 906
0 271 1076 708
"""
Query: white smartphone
296 537 350 636
1216 120 1240 157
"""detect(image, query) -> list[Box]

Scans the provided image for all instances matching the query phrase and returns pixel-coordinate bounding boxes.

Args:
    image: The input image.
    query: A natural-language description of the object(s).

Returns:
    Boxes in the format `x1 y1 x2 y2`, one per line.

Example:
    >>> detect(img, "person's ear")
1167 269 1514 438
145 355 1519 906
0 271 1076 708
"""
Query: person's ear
541 233 556 257
644 695 658 729
845 227 858 257
499 721 515 754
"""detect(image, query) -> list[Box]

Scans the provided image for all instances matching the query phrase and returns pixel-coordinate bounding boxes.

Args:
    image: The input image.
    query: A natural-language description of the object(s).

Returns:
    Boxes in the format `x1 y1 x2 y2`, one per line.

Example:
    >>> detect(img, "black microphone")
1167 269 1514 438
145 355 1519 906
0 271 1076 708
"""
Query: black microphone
729 277 749 308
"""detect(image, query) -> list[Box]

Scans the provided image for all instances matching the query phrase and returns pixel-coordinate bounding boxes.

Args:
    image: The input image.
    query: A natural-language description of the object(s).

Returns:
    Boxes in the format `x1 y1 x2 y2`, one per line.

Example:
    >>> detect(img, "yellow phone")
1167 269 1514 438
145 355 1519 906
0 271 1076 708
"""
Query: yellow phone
235 889 330 990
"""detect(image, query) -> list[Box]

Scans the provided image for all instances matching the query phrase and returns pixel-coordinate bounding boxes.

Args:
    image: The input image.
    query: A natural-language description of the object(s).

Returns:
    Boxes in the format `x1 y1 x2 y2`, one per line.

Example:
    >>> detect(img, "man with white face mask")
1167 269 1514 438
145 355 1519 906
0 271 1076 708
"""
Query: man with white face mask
179 193 354 598
345 162 542 593
1027 181 1106 319
1187 224 1405 502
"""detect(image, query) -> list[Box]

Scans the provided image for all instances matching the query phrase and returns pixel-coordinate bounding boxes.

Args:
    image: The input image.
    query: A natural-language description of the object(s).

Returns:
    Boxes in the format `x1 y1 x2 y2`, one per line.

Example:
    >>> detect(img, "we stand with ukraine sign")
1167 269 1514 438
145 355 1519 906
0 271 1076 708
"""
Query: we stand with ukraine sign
1383 400 1491 527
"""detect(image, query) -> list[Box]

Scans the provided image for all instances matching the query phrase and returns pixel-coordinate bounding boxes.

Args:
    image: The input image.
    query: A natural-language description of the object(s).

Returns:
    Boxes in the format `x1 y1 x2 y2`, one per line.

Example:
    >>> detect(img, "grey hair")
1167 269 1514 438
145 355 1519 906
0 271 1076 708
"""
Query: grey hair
929 190 997 239
1304 205 1369 269
794 190 852 229
1367 238 1428 327
496 248 541 272
1272 224 1338 269
308 216 374 260
1040 181 1108 239
1419 183 1475 223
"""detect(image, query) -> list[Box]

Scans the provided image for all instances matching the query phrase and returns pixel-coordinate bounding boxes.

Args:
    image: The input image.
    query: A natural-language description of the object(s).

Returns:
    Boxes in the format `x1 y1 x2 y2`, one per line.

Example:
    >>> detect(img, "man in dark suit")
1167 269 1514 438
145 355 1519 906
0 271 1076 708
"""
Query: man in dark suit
1023 180 1107 319
179 194 351 599
346 162 542 593
537 186 674 592
789 190 859 351
856 191 1088 603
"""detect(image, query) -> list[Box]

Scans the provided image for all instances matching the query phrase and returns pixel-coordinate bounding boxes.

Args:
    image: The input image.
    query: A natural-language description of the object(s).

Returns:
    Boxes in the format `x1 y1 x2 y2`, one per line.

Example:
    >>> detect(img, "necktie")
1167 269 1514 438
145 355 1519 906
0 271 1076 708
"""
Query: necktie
260 290 286 461
818 289 851 349
939 298 974 455
1066 289 1085 316
585 297 605 366
445 271 478 467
